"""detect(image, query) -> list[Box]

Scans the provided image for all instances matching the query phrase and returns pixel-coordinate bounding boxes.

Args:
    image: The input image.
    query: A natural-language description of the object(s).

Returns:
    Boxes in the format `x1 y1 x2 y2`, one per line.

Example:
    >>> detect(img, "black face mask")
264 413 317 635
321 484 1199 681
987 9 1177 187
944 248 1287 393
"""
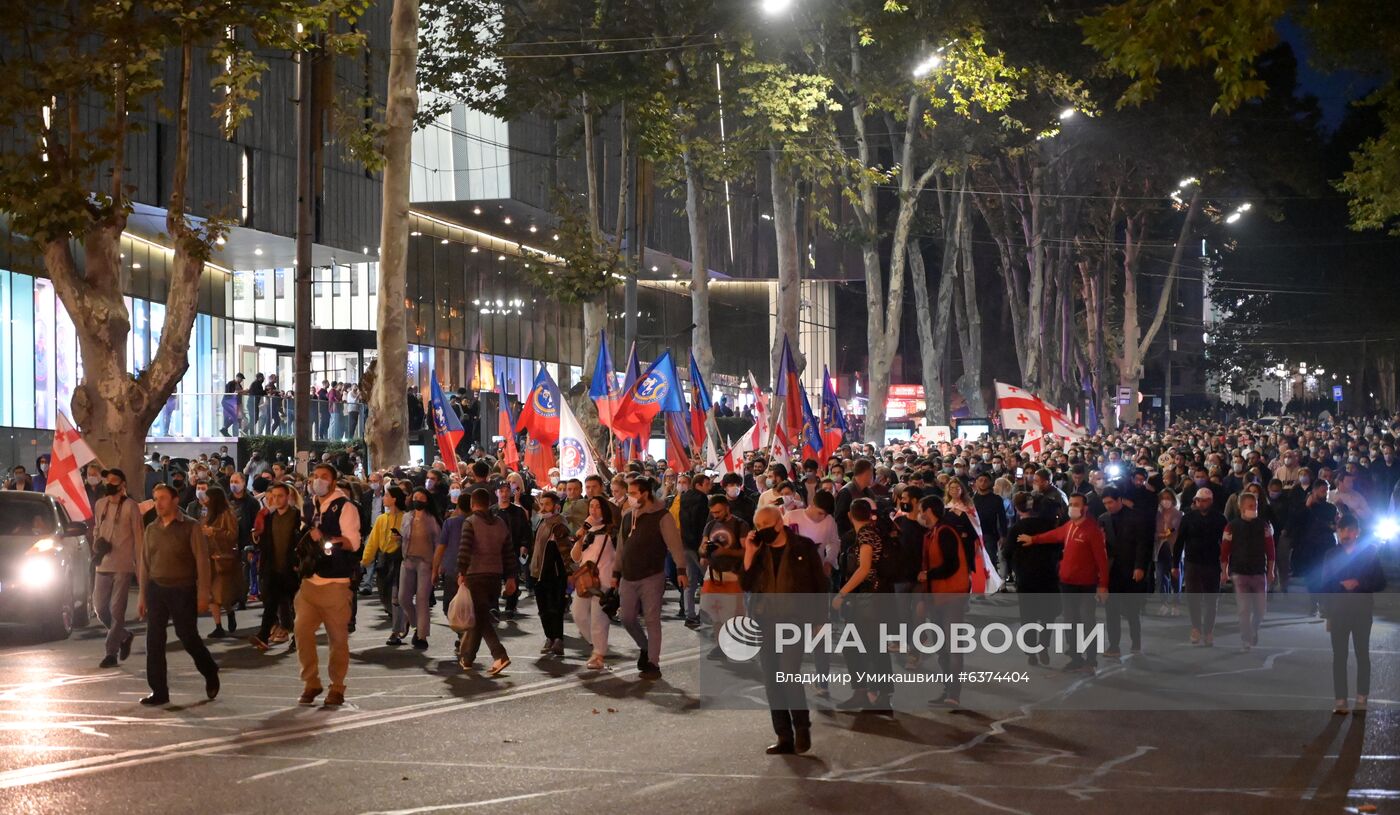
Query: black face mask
172 480 186 491
412 500 429 511
104 483 121 496
754 526 779 546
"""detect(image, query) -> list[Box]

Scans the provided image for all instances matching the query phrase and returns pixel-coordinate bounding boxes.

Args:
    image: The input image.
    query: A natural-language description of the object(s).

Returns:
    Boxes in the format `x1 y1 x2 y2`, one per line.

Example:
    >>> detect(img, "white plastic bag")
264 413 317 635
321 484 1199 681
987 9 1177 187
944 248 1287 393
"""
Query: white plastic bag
448 584 475 632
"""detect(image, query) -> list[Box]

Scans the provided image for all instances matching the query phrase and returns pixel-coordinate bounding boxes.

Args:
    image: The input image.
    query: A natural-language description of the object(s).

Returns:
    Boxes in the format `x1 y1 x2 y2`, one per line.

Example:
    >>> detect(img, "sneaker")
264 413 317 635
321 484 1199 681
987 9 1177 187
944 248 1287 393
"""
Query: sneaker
205 671 220 700
139 693 170 706
98 655 119 669
208 626 226 640
684 617 702 629
639 662 662 680
119 631 134 661
386 635 404 646
298 687 323 705
324 689 345 707
411 637 429 650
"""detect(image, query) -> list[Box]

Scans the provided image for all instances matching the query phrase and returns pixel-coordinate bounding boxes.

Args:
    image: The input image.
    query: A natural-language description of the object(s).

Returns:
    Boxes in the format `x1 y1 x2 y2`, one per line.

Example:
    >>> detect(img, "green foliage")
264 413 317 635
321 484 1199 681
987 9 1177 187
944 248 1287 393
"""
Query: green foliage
0 0 367 247
1336 86 1400 234
1080 0 1285 115
516 191 630 303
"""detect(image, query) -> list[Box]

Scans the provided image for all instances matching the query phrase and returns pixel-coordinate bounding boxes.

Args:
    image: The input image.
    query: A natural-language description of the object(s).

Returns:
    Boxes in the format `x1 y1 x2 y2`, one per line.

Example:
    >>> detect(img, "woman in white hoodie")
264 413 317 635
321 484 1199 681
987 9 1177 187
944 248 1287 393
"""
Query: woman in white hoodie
570 496 617 670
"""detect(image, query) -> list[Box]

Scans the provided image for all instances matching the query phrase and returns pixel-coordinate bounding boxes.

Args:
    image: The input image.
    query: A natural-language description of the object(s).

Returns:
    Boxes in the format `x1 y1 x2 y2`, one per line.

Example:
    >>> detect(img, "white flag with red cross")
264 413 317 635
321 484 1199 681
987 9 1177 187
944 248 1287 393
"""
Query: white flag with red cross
995 382 1087 438
45 412 98 521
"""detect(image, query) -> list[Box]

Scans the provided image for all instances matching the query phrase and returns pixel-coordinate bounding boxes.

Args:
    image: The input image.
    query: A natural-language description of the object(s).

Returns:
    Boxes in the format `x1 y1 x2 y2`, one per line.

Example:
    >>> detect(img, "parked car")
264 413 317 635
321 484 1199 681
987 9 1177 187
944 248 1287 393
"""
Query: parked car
0 492 91 640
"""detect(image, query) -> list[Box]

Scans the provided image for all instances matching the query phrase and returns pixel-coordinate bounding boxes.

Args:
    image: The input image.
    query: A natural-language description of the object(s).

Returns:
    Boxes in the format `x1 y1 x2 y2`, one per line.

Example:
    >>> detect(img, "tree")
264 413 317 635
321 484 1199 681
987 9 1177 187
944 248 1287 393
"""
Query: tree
366 0 419 468
0 1 363 494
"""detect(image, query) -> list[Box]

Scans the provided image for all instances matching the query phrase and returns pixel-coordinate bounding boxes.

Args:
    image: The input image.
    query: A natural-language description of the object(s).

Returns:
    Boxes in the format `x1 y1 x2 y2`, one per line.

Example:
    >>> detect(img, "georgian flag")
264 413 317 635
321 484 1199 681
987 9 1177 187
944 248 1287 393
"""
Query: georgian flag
46 412 97 520
995 381 1086 438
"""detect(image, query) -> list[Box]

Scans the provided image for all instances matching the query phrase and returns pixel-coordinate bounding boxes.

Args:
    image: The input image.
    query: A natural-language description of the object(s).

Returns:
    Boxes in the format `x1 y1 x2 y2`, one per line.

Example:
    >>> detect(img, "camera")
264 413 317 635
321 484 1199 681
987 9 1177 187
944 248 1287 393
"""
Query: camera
92 537 113 561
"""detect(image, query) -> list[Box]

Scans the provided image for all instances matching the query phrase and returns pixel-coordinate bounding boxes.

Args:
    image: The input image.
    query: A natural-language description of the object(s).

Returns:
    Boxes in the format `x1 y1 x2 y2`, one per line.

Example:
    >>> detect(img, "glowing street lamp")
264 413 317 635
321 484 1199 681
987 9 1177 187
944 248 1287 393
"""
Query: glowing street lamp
1058 107 1077 121
760 0 792 15
912 53 944 78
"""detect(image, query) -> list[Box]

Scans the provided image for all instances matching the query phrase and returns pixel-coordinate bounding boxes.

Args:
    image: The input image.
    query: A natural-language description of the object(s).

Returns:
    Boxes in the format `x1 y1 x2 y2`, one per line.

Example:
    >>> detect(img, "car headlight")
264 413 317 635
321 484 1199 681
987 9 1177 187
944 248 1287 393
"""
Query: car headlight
18 556 58 589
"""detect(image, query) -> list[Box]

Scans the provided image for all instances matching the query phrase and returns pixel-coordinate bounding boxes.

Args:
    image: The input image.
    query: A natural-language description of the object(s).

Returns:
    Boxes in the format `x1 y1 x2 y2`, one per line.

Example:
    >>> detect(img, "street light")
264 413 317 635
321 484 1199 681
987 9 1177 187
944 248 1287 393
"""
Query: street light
1178 177 1199 188
912 53 944 78
1058 107 1077 120
1225 212 1242 224
760 0 792 15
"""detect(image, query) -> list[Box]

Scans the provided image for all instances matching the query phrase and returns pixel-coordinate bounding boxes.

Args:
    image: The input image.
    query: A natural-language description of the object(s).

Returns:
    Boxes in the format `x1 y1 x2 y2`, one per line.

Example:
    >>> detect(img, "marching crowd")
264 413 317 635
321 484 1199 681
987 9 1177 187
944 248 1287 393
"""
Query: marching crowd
4 412 1392 756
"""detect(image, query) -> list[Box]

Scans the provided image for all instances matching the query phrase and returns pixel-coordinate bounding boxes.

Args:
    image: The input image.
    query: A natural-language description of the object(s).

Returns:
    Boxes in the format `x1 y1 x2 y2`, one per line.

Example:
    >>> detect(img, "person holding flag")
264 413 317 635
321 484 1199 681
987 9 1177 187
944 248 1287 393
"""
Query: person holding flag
496 373 521 472
93 467 144 668
428 372 466 472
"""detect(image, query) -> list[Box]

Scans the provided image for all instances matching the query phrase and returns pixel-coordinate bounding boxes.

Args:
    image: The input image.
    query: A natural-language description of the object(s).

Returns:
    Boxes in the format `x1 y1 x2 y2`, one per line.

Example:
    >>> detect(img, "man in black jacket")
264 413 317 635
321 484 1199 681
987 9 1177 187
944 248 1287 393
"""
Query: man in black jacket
834 459 877 536
971 473 1007 568
490 481 530 618
1173 487 1229 646
1101 487 1152 656
1003 492 1059 665
741 505 827 756
678 473 712 627
719 473 758 526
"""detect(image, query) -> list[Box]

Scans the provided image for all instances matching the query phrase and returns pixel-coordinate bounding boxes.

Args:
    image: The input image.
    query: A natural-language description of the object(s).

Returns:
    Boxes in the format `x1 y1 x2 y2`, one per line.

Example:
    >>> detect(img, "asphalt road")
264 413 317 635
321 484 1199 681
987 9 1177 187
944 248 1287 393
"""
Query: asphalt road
0 585 1396 815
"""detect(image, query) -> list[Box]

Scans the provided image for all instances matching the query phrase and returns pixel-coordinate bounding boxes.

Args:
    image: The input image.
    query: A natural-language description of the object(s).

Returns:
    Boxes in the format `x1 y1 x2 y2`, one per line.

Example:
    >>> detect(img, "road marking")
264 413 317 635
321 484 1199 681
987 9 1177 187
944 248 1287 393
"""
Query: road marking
240 758 328 782
359 789 569 815
0 647 701 791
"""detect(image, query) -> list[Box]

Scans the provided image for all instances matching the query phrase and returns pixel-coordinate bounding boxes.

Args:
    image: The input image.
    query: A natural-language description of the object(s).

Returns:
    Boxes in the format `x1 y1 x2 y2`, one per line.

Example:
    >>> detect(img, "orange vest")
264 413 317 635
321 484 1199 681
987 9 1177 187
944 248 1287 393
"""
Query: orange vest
923 524 971 594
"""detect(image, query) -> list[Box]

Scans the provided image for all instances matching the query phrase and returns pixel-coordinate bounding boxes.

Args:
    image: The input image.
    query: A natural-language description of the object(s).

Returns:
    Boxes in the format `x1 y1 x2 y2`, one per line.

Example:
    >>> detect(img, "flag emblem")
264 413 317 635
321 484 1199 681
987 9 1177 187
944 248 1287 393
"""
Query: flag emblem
560 437 585 473
635 374 669 405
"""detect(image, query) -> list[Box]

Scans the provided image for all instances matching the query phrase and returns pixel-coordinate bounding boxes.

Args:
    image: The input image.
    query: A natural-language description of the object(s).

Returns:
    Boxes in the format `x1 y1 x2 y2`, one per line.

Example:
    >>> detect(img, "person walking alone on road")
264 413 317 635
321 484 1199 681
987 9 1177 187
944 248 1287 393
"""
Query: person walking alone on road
457 488 516 677
92 467 143 669
294 464 362 707
1173 487 1229 646
1321 513 1386 714
249 483 302 652
138 484 220 706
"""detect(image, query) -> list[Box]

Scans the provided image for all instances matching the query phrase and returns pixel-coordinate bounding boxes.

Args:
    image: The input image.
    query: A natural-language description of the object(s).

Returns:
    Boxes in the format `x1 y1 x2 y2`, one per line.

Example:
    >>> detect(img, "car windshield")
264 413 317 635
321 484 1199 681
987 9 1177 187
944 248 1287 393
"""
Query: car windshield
0 494 57 536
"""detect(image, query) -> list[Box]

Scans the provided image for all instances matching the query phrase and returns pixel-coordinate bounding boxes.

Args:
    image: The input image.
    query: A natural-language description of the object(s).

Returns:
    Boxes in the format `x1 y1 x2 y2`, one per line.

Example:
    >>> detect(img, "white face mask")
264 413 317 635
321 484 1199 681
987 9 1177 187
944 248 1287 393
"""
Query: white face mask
1067 506 1083 520
1242 508 1259 521
627 495 641 509
449 489 461 501
726 486 741 499
311 478 331 498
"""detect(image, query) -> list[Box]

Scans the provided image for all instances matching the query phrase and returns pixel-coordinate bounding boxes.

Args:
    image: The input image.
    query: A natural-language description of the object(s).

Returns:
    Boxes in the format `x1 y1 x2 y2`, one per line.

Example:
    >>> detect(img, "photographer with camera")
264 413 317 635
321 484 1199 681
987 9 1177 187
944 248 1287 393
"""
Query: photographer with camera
698 493 750 660
741 505 828 756
92 468 144 669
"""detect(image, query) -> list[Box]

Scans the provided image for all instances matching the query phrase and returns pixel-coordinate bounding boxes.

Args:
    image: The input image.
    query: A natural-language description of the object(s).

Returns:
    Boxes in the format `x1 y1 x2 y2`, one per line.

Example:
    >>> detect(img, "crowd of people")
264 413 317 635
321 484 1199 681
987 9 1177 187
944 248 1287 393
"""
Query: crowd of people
2 411 1392 756
215 373 370 441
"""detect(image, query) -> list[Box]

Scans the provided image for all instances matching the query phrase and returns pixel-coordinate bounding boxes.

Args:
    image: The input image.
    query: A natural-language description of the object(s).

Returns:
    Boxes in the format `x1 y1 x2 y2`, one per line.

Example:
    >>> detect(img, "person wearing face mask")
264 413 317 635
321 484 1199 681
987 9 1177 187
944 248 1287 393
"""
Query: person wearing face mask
719 473 757 526
491 481 530 619
185 478 211 522
1153 489 1184 616
1018 494 1109 673
1297 477 1339 617
1321 512 1386 714
225 473 259 612
423 469 450 516
759 463 789 509
612 476 688 680
387 489 441 649
91 468 145 668
916 495 975 705
1002 492 1059 664
31 454 50 493
361 486 406 619
833 459 877 536
294 464 363 707
1220 492 1276 651
570 497 618 670
83 463 106 509
677 474 714 628
744 505 828 754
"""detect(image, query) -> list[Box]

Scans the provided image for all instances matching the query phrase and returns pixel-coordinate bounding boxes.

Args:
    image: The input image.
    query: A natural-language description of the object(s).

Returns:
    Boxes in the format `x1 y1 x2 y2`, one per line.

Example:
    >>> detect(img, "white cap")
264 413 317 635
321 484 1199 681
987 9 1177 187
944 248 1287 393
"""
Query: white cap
1194 487 1214 502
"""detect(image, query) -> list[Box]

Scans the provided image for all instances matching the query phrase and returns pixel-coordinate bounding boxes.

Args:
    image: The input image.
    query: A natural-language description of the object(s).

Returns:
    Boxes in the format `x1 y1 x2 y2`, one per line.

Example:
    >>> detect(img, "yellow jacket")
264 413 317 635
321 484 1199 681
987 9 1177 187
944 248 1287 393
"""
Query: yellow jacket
361 509 405 566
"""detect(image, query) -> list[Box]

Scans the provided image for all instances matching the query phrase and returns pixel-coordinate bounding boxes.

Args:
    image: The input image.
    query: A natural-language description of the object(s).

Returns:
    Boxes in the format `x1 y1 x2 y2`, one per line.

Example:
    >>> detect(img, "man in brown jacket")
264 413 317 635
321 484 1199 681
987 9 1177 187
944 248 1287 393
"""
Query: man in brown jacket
138 484 219 706
457 488 516 676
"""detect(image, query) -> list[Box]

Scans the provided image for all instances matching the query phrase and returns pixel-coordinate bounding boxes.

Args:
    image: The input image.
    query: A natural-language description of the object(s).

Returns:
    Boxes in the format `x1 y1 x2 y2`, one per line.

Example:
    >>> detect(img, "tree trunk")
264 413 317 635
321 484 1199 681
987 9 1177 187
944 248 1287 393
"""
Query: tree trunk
952 188 986 416
684 138 715 397
770 149 803 377
912 238 954 426
367 0 418 468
